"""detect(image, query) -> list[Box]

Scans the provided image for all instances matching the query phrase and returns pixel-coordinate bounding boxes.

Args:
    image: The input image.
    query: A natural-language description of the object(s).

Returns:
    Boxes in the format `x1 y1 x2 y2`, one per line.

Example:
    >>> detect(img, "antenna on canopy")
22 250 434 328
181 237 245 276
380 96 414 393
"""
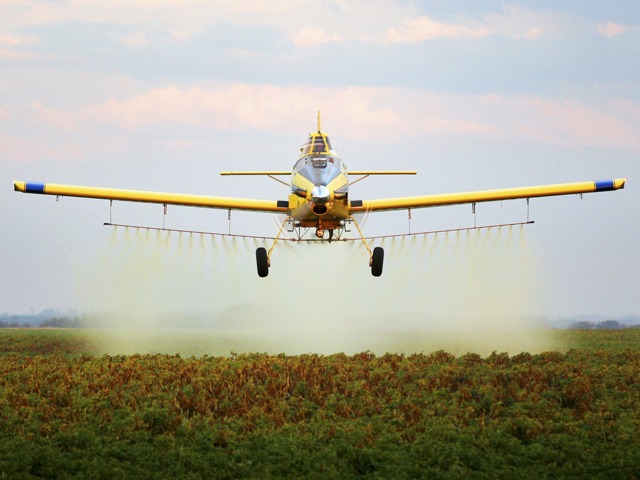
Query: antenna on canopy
317 110 321 133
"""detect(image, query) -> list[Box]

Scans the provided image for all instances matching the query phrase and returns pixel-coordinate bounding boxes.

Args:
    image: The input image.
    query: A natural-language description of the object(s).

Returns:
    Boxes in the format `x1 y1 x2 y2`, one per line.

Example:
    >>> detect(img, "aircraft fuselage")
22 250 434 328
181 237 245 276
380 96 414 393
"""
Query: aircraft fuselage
288 129 350 235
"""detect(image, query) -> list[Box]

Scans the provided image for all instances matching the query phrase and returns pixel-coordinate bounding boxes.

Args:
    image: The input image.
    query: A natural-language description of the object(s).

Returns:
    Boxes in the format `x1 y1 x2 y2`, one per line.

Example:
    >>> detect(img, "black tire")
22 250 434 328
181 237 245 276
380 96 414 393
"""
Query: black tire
256 247 269 277
371 247 384 277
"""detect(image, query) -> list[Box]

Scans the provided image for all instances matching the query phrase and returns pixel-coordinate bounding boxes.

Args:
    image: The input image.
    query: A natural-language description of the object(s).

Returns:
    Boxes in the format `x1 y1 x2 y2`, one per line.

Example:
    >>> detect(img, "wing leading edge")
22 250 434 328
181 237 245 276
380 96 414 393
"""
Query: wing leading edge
14 177 626 216
13 181 288 213
350 178 626 213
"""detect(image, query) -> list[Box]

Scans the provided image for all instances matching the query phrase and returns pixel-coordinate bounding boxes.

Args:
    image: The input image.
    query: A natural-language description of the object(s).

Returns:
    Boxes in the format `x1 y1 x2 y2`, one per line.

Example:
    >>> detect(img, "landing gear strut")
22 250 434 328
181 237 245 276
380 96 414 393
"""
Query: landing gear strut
256 216 291 278
349 216 384 277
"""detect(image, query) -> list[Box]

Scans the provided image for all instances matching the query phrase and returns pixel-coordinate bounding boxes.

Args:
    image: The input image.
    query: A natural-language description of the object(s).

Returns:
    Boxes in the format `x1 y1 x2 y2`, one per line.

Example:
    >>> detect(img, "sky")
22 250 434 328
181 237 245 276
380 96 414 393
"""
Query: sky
1 1 639 322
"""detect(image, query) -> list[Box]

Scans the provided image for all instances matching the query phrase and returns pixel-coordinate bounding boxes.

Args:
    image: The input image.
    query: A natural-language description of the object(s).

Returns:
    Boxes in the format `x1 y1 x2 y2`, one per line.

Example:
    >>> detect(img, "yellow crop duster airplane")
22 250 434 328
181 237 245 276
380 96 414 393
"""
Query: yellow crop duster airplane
14 113 626 277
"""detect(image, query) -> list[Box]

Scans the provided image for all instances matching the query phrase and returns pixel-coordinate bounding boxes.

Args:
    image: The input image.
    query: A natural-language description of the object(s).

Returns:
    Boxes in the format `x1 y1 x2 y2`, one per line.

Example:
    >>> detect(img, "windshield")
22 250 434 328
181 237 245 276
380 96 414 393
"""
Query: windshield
301 133 333 155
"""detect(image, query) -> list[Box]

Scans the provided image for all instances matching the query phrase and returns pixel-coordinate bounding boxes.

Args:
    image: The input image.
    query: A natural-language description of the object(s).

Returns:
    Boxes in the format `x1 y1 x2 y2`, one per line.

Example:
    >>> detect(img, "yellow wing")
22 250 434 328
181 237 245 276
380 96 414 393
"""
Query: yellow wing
349 178 626 213
13 181 289 213
219 171 417 175
219 171 291 176
348 171 417 176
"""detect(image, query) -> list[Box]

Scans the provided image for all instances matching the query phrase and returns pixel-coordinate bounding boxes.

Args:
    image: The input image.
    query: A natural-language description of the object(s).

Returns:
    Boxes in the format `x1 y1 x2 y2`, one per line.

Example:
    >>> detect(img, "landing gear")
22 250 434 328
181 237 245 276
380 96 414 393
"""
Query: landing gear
256 216 291 278
256 247 269 277
371 247 384 277
258 215 384 277
349 215 384 277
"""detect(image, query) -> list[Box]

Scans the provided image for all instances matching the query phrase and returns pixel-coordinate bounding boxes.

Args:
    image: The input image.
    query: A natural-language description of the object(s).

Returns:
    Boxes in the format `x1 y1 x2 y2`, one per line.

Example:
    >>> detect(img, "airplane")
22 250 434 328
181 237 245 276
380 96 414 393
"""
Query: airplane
14 112 626 277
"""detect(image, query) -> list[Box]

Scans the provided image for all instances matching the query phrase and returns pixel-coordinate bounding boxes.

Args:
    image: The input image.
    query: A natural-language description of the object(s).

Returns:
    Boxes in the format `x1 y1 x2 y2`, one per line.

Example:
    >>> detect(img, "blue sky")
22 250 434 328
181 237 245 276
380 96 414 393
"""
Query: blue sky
1 1 638 320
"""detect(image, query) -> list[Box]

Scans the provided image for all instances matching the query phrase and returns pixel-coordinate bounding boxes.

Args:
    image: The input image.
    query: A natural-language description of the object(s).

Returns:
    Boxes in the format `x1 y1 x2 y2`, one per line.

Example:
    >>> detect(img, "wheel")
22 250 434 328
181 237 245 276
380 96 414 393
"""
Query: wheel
256 247 269 277
371 247 384 277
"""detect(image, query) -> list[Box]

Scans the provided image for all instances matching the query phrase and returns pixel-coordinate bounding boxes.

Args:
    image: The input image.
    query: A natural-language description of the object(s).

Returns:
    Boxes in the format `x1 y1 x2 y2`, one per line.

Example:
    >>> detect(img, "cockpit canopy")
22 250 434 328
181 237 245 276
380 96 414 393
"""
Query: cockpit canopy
300 133 333 156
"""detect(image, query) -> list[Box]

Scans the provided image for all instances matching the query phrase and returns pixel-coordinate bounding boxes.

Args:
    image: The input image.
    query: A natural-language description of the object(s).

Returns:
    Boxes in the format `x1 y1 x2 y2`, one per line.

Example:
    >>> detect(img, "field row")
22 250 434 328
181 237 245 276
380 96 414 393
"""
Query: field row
1 329 639 478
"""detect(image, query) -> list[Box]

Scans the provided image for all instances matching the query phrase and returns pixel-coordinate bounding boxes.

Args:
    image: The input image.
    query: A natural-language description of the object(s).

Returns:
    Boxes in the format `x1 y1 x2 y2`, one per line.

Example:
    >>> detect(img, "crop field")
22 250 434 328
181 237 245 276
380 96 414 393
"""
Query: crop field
1 328 639 479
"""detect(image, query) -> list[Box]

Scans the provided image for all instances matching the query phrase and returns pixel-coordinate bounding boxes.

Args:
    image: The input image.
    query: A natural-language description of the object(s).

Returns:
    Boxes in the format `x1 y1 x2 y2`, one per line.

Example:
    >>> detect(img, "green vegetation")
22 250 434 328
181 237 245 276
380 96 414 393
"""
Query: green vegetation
1 329 639 479
0 329 98 356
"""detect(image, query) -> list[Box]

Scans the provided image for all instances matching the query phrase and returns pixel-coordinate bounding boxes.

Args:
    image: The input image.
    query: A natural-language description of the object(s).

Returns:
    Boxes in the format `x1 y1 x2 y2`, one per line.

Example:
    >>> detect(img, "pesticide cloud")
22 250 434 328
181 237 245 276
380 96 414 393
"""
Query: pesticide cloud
74 225 557 356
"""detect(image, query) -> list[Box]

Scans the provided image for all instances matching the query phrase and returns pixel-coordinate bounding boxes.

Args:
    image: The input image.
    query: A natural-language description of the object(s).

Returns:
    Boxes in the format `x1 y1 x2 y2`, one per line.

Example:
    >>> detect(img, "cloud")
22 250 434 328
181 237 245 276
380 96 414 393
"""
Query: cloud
422 116 499 137
0 133 85 163
26 101 78 131
524 28 543 40
480 95 640 150
0 34 26 46
597 22 628 38
4 84 639 166
382 6 566 44
2 0 300 40
385 16 491 42
73 84 640 153
0 34 38 60
478 5 586 40
291 27 343 48
0 49 30 60
116 31 152 47
81 84 401 138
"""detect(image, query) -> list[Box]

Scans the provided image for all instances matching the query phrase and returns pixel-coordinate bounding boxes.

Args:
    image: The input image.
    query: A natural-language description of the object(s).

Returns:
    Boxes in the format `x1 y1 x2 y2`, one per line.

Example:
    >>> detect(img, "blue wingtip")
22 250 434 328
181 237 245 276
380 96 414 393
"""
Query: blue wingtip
25 182 46 194
594 180 615 192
